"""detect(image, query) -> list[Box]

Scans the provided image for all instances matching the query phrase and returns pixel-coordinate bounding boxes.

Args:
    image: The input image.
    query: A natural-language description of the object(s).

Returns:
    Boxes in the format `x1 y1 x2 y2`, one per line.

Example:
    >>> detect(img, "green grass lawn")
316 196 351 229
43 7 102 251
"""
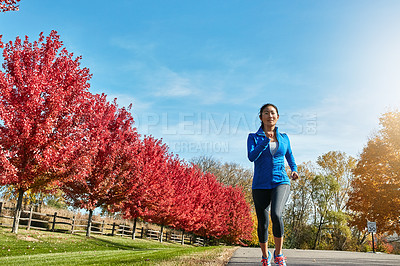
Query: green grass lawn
0 227 236 265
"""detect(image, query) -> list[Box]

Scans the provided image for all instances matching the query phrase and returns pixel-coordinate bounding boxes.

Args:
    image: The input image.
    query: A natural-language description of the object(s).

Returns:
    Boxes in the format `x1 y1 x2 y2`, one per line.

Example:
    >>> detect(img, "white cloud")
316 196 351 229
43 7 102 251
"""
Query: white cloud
110 37 157 57
151 67 197 98
102 92 154 118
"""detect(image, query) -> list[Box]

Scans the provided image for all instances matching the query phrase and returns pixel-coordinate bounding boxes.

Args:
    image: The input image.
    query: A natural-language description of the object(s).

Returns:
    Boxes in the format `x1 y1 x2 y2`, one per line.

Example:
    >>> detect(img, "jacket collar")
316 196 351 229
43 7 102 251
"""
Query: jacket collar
256 126 279 136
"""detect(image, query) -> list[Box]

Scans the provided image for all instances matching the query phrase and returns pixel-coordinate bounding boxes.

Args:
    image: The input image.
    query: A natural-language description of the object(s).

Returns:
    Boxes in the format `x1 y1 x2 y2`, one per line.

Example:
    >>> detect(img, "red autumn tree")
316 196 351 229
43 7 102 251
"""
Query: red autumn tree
141 154 182 240
61 94 141 236
160 164 206 234
189 172 227 240
0 31 92 233
0 0 20 12
222 185 253 243
167 162 205 233
173 167 209 236
184 170 253 243
115 135 169 223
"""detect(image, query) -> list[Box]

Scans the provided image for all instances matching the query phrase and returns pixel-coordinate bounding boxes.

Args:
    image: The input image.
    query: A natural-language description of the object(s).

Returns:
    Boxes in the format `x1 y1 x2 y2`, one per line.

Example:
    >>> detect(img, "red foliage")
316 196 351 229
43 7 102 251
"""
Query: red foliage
112 136 163 220
221 186 253 243
166 164 207 233
141 154 182 227
0 31 92 192
116 141 254 243
182 170 253 242
167 161 205 231
0 0 20 12
61 94 141 212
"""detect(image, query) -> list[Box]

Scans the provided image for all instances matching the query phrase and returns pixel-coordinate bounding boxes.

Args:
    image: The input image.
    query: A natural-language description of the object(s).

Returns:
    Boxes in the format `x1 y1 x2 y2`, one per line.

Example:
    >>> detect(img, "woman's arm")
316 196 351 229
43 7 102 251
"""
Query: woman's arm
247 134 269 162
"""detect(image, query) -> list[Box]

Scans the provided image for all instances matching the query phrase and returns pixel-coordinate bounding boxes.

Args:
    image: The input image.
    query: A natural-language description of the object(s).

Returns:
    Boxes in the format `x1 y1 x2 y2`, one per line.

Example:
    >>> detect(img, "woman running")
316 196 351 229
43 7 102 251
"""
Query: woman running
247 103 299 266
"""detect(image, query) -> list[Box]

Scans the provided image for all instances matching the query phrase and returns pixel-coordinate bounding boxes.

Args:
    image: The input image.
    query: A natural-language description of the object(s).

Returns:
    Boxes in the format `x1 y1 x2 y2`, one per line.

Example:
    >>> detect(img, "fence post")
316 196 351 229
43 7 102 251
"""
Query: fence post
71 215 76 234
101 220 105 235
27 206 33 230
141 227 144 239
121 223 125 237
51 212 57 231
111 222 116 236
0 202 3 217
181 230 185 245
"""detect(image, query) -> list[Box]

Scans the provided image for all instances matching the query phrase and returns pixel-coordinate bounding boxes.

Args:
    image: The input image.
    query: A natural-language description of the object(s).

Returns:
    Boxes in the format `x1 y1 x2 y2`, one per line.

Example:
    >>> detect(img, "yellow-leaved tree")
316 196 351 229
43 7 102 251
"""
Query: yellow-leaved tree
348 111 400 234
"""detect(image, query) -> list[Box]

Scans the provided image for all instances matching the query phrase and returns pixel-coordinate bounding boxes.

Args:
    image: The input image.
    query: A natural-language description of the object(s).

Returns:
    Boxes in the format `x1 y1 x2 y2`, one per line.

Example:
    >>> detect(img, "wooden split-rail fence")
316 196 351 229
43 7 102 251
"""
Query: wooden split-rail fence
0 201 204 246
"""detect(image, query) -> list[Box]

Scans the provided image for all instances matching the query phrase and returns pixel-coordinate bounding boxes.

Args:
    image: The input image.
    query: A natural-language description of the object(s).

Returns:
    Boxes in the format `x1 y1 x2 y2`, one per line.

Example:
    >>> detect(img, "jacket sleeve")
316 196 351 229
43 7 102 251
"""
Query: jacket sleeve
247 134 269 162
284 134 298 172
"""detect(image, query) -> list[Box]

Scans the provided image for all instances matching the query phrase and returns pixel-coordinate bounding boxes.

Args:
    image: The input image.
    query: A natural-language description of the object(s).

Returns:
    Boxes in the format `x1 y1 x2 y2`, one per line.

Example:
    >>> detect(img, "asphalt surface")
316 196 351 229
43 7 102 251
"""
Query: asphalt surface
227 248 400 266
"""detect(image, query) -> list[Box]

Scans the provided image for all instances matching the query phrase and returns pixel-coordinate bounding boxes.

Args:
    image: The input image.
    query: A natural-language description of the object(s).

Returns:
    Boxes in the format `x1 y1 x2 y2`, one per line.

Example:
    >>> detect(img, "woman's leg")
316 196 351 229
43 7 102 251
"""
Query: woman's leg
270 184 290 255
260 242 268 258
252 189 273 258
274 236 284 256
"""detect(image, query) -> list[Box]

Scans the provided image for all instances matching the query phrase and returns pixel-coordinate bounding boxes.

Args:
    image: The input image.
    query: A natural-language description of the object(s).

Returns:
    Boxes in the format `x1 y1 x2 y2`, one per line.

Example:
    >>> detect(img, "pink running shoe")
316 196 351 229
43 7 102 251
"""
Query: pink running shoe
273 250 287 266
261 250 272 266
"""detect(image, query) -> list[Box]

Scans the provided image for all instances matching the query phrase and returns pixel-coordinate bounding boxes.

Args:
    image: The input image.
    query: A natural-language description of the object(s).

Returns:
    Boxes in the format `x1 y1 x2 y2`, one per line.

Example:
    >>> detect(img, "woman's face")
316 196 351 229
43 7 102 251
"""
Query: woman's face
260 105 279 128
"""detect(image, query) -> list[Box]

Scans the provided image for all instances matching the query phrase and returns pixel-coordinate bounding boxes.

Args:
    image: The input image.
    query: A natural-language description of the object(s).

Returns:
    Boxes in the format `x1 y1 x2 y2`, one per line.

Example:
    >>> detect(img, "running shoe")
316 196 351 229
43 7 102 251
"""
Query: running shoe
261 250 272 266
273 250 287 266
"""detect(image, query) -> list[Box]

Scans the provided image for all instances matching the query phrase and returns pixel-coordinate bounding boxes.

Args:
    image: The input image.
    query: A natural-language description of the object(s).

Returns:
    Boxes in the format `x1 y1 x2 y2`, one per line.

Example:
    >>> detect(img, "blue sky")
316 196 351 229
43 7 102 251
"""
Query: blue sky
1 0 400 169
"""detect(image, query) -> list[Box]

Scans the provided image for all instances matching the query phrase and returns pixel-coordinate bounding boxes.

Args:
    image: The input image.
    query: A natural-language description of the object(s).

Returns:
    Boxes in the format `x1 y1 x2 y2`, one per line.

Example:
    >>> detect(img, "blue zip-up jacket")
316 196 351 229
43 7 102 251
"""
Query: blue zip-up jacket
247 126 297 189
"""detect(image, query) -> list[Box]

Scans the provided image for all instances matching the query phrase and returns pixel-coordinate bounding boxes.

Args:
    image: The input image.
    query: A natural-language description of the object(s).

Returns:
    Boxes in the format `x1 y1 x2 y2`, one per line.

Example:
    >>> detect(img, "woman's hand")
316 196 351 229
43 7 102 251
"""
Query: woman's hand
291 171 299 180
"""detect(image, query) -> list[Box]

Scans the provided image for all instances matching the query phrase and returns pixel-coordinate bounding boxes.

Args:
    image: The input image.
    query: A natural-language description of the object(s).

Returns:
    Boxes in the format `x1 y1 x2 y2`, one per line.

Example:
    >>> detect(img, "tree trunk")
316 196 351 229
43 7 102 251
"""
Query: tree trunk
86 209 93 237
131 218 137 240
160 225 164 243
359 231 368 245
313 215 325 249
11 189 24 234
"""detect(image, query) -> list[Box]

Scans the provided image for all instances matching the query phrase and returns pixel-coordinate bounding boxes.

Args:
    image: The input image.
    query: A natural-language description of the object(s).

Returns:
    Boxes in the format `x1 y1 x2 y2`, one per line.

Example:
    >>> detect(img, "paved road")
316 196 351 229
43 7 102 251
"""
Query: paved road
228 248 400 266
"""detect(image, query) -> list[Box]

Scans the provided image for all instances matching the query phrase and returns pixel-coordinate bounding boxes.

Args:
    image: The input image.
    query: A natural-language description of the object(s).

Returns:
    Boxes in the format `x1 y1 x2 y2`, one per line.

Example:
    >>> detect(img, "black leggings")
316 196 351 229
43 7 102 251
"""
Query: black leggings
252 185 290 243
